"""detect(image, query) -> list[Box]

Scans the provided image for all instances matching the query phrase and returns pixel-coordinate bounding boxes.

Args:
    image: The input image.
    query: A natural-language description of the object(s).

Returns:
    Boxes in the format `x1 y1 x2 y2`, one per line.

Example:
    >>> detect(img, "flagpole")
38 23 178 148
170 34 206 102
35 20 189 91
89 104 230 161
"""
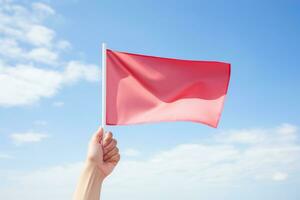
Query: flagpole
101 43 107 129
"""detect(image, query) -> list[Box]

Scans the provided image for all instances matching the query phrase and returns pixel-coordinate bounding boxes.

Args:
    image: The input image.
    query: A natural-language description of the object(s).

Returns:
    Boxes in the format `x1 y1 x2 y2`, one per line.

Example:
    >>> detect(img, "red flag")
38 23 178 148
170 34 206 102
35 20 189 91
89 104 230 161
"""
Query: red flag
106 49 230 128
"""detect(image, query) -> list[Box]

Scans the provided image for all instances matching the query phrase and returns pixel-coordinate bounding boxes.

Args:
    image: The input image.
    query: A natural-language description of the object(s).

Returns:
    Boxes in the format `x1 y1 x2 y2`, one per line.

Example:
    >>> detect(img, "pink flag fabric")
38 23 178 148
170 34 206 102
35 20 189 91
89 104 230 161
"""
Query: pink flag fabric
106 49 230 128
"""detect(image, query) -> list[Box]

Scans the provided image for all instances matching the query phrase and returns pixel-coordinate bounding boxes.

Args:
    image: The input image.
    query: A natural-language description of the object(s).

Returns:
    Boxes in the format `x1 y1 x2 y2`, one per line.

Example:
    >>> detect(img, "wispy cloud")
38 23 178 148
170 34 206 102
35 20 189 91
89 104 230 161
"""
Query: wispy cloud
10 131 49 145
271 172 288 181
27 47 58 65
215 123 298 145
0 153 13 159
52 101 64 107
31 2 55 16
123 148 141 157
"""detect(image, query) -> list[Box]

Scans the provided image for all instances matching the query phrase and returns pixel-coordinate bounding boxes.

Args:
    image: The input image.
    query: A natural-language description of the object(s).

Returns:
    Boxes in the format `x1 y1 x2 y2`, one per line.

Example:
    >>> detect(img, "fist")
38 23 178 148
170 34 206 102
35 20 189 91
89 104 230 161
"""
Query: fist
87 127 120 179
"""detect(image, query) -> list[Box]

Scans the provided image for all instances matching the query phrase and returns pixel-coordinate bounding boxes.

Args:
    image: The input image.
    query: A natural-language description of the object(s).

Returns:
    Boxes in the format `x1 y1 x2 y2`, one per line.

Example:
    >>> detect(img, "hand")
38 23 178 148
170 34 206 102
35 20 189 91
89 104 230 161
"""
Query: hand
87 127 120 180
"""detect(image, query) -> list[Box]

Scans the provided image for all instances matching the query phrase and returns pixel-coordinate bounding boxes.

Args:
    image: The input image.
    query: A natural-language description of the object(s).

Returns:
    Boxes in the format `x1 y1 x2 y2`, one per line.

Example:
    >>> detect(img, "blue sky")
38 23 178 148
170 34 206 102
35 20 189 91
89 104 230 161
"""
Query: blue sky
0 0 300 199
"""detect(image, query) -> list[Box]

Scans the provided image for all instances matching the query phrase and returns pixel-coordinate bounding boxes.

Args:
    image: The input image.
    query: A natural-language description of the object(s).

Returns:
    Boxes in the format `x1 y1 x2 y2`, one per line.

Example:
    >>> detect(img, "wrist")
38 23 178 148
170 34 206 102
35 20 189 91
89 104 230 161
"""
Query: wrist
84 160 105 183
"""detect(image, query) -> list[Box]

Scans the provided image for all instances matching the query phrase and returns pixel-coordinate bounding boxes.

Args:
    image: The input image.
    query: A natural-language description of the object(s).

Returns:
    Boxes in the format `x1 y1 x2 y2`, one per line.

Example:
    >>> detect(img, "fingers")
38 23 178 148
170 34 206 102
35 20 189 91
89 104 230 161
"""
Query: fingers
91 126 103 144
104 147 119 161
102 132 120 164
106 153 121 164
103 138 117 154
103 131 113 146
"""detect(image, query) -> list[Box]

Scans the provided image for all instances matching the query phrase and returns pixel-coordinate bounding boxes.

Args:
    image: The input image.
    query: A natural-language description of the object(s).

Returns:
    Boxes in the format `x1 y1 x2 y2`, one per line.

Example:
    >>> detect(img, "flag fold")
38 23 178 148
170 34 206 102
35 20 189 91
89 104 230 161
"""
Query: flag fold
106 49 230 128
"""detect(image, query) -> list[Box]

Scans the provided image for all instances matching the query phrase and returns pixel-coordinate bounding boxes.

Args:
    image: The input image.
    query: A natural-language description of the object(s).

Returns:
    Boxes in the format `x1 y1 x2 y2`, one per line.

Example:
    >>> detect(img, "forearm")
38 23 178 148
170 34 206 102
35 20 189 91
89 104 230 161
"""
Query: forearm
73 161 104 200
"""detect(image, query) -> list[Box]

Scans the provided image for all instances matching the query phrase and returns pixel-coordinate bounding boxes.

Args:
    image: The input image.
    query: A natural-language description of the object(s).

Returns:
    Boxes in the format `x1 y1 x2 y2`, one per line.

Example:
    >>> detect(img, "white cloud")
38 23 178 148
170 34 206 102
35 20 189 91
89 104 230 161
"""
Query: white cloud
277 123 298 134
0 162 82 200
26 25 55 47
27 48 58 64
217 129 266 144
64 61 99 83
0 38 23 59
0 1 60 58
272 172 288 181
0 39 58 65
31 2 55 16
0 1 99 107
123 148 141 157
0 61 99 106
1 124 300 200
52 101 64 107
57 40 71 50
0 64 63 106
0 3 54 46
216 123 299 146
0 153 13 159
10 131 49 145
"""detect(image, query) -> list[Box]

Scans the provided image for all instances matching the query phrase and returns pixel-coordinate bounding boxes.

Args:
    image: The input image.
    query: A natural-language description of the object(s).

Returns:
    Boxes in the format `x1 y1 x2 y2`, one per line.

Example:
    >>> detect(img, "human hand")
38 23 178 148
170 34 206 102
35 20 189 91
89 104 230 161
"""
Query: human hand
87 127 120 180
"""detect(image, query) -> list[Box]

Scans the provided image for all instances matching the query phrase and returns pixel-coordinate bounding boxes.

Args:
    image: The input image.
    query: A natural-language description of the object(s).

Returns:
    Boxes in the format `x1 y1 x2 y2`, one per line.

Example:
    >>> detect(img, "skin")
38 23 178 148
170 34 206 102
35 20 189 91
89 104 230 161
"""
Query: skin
73 127 120 200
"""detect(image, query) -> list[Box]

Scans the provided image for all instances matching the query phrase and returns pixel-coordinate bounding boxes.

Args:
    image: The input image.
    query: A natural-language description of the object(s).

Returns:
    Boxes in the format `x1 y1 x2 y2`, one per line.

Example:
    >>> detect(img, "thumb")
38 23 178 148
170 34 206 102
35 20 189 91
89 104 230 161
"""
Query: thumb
91 126 104 144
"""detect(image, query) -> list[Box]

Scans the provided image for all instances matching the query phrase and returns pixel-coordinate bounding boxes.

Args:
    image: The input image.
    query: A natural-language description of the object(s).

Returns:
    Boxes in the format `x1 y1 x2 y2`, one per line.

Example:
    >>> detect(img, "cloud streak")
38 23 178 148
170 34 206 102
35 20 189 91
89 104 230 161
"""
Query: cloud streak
0 153 13 159
10 131 49 145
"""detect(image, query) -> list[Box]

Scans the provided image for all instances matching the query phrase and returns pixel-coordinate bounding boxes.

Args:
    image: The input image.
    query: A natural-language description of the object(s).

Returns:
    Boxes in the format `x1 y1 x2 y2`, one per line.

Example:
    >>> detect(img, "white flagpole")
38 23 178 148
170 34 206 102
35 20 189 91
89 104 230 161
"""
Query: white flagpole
101 43 107 129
